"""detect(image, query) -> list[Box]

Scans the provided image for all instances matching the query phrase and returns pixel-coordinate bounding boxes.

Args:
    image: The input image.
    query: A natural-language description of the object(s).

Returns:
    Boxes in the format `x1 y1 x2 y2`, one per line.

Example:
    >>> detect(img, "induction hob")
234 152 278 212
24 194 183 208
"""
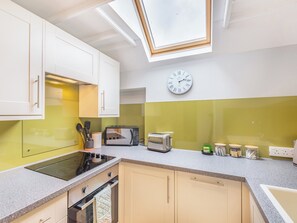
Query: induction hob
26 152 115 181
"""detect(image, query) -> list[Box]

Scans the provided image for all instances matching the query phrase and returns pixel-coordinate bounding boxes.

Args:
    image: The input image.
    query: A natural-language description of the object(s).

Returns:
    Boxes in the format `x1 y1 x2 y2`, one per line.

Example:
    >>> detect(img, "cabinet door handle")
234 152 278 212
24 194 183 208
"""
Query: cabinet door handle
39 217 51 223
167 176 170 203
34 75 40 108
101 90 105 111
190 177 224 186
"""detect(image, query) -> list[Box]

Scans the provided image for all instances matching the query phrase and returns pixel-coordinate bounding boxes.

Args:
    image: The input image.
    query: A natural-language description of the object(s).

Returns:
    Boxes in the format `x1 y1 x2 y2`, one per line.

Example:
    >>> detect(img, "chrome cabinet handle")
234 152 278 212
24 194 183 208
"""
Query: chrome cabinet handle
190 177 224 186
167 176 170 203
34 75 40 108
110 180 119 189
101 90 105 111
39 217 51 223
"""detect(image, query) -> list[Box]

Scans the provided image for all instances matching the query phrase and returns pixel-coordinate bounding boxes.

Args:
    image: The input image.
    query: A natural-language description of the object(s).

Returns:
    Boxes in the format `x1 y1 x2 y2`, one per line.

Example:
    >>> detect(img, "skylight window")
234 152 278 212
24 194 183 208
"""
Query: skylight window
134 0 211 55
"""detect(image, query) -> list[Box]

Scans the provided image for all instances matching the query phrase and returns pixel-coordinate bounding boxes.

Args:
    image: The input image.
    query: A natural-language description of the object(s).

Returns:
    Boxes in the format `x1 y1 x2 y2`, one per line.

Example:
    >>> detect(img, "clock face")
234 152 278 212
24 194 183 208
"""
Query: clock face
167 70 193 95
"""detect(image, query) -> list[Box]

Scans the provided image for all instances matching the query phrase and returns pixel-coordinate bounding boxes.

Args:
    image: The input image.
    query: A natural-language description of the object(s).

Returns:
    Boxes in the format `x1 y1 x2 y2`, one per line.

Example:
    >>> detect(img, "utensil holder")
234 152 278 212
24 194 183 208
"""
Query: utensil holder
84 140 94 149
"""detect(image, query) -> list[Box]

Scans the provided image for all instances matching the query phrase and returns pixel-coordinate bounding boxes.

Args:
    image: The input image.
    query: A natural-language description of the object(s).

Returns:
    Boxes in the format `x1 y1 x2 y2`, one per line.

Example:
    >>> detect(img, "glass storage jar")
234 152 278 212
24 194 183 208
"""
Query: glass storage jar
214 143 227 156
245 145 259 160
229 144 242 158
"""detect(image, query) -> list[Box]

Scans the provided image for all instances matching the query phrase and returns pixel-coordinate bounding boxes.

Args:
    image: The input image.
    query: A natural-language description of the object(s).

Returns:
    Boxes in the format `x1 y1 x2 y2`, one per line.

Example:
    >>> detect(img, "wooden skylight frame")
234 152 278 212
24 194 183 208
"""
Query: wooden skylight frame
134 0 212 55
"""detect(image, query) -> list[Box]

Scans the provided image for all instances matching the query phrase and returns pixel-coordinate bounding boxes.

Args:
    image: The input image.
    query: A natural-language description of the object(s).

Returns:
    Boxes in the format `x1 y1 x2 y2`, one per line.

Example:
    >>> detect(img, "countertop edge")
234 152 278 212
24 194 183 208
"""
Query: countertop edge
121 158 246 182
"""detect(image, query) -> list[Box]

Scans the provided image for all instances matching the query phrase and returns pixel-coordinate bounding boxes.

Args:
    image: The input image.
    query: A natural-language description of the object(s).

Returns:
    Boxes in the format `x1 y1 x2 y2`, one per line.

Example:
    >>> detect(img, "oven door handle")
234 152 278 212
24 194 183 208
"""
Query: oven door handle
75 180 119 211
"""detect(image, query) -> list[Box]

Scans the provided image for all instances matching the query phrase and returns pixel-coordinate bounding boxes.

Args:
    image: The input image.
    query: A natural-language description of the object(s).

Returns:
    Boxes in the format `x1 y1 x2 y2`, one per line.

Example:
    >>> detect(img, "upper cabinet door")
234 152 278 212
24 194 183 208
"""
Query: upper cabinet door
0 0 44 119
99 52 120 117
45 22 98 84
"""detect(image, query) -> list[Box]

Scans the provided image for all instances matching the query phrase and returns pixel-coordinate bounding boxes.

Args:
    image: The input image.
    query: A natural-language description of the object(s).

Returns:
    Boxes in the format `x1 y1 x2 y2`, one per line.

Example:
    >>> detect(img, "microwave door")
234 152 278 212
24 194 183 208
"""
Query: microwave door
106 129 133 145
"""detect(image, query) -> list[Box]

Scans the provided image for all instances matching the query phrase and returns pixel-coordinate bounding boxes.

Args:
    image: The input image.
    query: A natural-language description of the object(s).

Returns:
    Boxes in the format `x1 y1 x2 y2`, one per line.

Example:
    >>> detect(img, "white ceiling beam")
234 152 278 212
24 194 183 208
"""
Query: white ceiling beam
99 40 132 52
84 31 119 45
96 8 137 47
223 0 233 28
48 0 113 24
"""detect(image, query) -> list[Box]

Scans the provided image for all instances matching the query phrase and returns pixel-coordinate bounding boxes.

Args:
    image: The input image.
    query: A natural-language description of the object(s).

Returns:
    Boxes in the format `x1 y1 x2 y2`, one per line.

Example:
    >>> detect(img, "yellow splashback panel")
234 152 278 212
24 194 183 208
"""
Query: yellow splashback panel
23 82 80 157
145 97 297 157
0 82 81 171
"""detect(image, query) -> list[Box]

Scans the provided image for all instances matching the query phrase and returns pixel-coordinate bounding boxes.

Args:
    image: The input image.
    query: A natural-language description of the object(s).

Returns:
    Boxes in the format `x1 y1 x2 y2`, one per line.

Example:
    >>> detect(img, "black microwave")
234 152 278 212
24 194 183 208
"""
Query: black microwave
104 126 139 146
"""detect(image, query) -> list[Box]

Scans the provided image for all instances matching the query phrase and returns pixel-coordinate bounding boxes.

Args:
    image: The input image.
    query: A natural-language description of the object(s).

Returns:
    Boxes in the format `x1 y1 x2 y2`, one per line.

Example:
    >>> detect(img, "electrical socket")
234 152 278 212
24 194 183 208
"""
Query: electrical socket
269 146 294 158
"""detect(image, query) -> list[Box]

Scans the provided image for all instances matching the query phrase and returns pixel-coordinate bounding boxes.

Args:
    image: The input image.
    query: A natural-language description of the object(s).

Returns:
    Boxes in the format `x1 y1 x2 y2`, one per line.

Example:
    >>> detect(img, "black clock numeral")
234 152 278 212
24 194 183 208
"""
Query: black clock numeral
186 84 190 87
173 88 177 92
178 88 181 93
168 81 173 84
186 79 191 82
183 87 187 91
169 85 174 89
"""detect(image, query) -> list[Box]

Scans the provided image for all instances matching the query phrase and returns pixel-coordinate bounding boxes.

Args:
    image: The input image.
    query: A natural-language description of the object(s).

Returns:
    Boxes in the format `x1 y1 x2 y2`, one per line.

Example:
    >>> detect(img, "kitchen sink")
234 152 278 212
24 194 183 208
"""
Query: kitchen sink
261 184 297 223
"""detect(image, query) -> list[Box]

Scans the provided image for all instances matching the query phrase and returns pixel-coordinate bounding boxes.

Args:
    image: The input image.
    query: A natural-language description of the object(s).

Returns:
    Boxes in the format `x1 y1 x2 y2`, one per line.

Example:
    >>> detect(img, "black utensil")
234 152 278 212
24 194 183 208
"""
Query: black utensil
84 121 91 141
76 123 86 143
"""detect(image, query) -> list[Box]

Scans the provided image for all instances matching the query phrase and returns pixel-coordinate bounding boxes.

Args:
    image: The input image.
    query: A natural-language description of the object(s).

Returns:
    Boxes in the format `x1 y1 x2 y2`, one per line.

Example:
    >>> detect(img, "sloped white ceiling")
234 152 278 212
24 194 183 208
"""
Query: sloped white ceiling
11 0 297 72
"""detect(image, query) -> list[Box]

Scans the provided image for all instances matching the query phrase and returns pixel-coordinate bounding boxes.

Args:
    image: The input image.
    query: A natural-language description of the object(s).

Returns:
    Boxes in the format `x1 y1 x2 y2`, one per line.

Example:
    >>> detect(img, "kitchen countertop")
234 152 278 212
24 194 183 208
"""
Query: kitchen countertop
1 146 297 223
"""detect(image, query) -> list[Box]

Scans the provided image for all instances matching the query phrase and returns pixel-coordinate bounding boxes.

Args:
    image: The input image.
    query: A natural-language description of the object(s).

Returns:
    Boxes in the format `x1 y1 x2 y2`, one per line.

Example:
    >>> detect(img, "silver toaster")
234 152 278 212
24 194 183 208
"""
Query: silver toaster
147 133 172 153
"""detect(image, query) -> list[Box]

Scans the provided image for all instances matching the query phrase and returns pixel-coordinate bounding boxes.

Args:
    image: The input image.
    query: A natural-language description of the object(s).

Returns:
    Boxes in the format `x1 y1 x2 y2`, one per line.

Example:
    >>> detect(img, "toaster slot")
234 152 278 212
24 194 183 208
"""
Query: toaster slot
148 137 164 144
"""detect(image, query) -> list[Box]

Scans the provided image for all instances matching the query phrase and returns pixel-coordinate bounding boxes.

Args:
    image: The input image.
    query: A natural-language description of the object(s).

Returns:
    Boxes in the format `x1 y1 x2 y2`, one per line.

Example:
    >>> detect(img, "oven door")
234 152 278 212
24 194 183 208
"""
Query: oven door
68 178 118 223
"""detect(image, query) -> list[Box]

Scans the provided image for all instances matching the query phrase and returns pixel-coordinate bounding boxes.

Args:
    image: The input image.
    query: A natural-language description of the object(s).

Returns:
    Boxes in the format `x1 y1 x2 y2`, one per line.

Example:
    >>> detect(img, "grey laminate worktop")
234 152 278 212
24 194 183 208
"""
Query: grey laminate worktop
1 145 297 223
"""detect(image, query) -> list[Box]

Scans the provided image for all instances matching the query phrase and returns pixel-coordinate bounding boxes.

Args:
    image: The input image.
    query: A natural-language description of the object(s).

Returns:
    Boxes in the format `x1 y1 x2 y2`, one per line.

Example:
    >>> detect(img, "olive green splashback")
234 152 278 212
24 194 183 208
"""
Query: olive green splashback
1 94 297 171
23 82 80 157
0 82 81 171
145 97 297 157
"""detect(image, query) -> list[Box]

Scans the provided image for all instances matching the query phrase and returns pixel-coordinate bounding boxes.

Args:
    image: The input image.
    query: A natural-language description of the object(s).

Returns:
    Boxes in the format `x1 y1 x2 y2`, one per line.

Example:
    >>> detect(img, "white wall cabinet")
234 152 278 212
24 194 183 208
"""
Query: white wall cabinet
45 22 98 85
119 163 175 223
175 171 242 223
13 193 67 223
79 52 120 118
98 52 120 117
0 0 44 120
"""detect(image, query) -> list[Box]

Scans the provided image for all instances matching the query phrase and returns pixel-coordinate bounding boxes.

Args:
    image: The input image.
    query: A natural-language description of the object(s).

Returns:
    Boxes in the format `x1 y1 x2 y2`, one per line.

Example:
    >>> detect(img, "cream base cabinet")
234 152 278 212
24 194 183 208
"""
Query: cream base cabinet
45 22 98 84
13 193 67 223
175 171 242 223
119 163 174 223
79 52 120 118
250 194 265 223
242 183 265 223
0 0 44 120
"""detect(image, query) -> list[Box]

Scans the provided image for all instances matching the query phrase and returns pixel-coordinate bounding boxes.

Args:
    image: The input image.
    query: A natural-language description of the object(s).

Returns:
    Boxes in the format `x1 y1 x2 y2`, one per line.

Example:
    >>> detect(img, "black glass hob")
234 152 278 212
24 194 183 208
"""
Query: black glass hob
26 152 115 181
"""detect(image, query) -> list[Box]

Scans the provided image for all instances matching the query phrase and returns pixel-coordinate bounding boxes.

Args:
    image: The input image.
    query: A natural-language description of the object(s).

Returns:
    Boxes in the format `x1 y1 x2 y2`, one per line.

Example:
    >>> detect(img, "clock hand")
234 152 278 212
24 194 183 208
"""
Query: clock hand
178 78 187 83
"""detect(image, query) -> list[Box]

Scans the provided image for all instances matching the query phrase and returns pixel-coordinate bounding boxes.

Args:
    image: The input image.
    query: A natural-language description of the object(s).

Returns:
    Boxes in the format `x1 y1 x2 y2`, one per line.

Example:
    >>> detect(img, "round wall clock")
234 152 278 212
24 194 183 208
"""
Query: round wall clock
167 70 193 95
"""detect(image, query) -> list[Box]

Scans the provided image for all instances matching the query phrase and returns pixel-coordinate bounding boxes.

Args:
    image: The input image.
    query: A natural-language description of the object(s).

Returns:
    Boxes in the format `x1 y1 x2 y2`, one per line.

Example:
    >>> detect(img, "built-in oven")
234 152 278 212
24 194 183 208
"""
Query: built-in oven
68 165 119 223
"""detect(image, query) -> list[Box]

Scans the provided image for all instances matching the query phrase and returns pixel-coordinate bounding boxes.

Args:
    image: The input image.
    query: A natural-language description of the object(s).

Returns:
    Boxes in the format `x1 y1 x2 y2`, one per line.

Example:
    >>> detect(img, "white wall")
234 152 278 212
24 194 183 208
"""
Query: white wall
120 88 146 104
120 45 297 102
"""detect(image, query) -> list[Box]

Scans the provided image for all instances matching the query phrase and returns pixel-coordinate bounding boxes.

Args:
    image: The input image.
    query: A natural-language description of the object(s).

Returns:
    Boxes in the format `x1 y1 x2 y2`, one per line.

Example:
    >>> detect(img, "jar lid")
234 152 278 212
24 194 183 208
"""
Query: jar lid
215 143 226 146
229 144 242 148
245 145 258 149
